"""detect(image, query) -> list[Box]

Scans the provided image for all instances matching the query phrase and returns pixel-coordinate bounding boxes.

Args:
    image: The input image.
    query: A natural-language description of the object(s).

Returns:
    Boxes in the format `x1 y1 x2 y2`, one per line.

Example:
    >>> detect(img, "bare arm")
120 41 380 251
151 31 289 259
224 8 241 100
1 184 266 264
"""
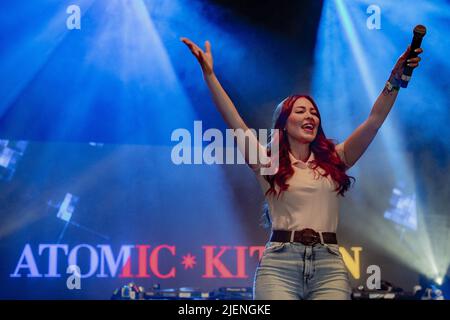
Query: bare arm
204 73 250 132
342 46 423 167
181 37 265 167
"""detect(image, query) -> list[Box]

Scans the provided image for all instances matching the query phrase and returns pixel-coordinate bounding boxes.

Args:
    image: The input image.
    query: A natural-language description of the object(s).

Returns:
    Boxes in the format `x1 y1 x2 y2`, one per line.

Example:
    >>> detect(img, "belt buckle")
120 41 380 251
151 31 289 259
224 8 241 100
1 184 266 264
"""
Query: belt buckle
297 228 320 246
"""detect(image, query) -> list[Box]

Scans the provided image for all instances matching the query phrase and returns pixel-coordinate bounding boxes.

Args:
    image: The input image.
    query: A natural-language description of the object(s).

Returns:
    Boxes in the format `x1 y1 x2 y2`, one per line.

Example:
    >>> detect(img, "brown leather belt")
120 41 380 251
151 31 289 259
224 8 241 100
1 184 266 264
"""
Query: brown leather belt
270 229 337 245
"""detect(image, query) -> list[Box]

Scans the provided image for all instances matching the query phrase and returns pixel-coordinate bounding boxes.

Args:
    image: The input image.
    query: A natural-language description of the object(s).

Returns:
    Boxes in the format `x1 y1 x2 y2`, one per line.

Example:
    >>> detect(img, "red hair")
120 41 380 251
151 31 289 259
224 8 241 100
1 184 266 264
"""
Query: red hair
264 95 354 197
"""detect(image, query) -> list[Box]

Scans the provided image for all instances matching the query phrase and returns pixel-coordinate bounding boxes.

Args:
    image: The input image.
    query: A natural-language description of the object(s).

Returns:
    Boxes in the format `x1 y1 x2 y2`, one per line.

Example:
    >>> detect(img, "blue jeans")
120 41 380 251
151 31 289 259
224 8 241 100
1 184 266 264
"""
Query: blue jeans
253 241 351 300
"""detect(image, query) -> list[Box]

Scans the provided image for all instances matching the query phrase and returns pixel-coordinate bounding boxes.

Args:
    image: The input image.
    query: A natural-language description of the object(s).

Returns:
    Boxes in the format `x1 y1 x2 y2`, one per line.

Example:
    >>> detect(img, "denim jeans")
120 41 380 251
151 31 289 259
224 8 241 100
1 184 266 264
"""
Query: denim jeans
253 241 351 300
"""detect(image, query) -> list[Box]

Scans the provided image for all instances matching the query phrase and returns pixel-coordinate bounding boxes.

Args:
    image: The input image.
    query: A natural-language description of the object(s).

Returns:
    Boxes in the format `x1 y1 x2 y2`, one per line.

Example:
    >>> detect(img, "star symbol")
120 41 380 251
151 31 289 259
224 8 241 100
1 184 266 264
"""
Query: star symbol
181 253 197 270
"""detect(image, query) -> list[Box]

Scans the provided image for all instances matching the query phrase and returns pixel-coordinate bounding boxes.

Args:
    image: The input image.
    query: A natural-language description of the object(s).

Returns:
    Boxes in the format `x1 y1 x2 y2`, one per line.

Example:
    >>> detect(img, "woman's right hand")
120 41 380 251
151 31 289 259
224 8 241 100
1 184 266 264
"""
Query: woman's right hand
181 37 214 75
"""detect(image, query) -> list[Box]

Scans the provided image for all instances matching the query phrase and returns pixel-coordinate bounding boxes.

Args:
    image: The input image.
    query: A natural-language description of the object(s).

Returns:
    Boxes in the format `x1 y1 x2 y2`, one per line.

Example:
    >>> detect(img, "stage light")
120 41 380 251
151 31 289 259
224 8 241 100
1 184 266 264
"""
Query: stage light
0 0 254 247
435 277 443 286
313 0 450 287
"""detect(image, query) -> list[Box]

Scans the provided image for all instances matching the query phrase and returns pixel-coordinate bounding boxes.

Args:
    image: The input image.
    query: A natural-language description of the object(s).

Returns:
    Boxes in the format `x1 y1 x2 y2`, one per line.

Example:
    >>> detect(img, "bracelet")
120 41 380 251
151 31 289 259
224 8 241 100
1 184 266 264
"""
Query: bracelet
389 72 402 87
385 79 400 93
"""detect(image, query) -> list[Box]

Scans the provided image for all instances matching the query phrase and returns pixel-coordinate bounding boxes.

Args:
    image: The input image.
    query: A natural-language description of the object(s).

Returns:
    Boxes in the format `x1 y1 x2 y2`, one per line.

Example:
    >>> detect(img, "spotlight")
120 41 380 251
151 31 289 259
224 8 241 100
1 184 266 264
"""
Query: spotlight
435 277 443 286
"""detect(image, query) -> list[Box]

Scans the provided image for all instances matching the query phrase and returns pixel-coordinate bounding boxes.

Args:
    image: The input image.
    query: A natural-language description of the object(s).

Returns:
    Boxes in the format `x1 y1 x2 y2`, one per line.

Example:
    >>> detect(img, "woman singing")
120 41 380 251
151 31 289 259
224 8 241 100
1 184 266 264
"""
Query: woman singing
181 37 423 300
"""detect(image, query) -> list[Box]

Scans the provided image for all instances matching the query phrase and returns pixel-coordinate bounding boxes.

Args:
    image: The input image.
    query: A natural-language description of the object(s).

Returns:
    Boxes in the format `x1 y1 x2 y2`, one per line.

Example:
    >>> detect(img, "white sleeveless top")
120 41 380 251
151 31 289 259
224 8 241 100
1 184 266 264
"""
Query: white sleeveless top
253 143 351 233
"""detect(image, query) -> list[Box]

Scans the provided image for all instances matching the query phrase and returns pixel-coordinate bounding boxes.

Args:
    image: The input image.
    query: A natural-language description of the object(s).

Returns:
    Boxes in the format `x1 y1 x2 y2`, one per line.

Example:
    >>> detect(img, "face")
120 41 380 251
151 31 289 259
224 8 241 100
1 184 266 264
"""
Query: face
285 97 320 144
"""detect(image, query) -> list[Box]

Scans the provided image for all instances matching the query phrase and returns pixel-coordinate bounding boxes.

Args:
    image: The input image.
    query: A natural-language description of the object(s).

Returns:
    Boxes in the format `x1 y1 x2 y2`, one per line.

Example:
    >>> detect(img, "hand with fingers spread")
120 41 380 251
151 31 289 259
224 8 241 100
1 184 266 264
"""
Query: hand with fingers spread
181 37 214 76
390 46 423 86
179 36 266 169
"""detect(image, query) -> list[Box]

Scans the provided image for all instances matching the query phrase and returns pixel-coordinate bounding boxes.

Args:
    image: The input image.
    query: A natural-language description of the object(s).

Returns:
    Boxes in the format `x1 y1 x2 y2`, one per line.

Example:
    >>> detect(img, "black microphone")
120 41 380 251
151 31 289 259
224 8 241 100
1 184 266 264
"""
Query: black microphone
401 25 426 88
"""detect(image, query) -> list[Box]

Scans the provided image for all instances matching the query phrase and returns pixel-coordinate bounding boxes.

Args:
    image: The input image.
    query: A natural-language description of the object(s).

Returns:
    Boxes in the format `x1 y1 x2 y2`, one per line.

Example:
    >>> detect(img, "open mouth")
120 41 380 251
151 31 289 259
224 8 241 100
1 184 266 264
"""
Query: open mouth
301 123 315 133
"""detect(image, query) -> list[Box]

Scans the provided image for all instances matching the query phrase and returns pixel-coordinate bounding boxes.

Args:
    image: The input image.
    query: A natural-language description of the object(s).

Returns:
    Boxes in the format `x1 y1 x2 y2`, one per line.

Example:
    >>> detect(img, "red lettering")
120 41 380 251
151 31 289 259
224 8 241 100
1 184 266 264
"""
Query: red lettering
234 246 248 278
249 246 265 261
150 245 176 279
202 246 233 278
119 256 133 278
136 245 150 278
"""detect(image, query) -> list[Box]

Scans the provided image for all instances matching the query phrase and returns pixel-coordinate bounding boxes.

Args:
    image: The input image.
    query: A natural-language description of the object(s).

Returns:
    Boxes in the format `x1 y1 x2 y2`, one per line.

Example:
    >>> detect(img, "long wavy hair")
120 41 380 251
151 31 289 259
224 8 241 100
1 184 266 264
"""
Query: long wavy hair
261 95 355 228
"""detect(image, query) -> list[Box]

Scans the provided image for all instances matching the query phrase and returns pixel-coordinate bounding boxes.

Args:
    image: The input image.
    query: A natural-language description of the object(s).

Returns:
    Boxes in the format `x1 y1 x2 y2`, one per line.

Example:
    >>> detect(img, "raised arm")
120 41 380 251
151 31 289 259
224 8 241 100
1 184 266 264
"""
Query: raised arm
181 37 266 167
340 46 423 167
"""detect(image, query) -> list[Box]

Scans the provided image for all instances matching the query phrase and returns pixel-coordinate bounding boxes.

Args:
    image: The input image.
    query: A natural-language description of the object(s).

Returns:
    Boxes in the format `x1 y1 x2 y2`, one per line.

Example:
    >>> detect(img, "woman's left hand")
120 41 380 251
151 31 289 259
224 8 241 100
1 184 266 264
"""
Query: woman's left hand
391 46 424 81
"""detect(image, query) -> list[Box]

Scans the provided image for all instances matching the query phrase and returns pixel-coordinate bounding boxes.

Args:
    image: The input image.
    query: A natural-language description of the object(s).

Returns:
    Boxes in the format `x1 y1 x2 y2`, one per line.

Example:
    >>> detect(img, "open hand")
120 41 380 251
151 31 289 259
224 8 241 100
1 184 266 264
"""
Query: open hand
181 37 214 75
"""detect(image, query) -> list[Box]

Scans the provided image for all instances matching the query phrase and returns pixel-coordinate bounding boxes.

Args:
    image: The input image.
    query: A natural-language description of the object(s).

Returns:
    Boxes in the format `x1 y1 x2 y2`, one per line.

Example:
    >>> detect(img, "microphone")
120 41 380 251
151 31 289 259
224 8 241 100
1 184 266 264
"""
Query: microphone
401 25 426 88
